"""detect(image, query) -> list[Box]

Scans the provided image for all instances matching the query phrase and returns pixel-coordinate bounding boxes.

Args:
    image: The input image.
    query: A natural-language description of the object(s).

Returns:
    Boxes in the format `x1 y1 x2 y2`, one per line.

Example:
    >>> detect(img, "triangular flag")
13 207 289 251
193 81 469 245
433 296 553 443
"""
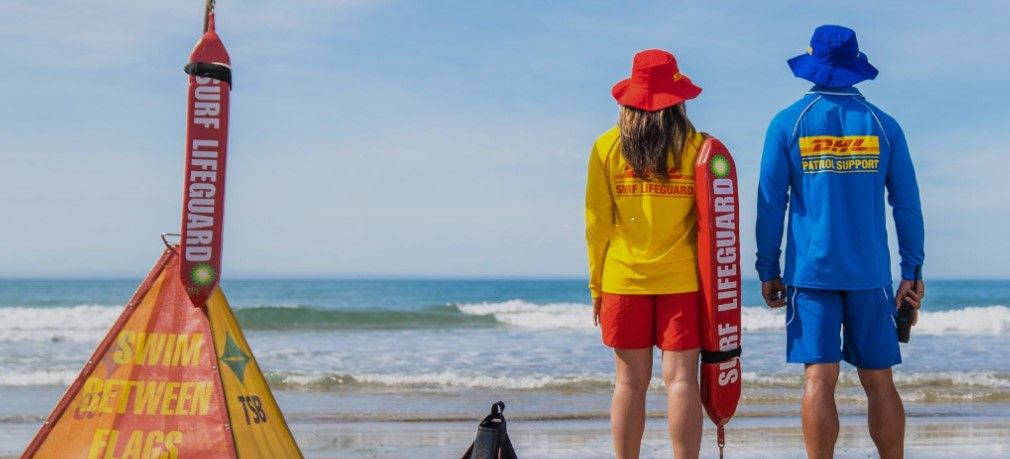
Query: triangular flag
21 248 302 458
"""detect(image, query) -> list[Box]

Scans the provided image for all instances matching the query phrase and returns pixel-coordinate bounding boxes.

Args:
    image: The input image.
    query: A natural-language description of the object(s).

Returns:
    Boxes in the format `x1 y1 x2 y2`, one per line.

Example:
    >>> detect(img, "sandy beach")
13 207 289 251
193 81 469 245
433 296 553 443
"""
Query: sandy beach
4 415 1008 458
301 417 1010 458
2 384 1007 458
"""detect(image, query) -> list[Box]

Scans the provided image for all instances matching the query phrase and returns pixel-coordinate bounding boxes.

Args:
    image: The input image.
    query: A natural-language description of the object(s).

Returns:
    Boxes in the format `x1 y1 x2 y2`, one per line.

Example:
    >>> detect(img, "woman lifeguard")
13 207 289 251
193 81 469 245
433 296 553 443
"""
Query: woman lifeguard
585 49 706 459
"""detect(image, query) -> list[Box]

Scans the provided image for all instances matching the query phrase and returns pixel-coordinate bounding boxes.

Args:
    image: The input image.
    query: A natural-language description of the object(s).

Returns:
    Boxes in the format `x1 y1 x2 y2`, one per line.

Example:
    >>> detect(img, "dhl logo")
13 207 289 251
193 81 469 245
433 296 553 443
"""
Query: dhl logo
799 135 880 157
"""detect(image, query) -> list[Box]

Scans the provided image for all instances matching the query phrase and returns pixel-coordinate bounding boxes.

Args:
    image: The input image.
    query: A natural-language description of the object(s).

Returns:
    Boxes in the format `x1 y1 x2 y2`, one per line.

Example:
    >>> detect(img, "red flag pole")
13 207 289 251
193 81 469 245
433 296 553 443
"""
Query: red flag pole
180 0 231 307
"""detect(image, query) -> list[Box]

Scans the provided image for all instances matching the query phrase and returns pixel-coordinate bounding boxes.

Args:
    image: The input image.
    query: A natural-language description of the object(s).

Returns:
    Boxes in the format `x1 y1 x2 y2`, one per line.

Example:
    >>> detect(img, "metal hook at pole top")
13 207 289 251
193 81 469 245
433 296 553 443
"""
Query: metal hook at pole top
161 233 180 254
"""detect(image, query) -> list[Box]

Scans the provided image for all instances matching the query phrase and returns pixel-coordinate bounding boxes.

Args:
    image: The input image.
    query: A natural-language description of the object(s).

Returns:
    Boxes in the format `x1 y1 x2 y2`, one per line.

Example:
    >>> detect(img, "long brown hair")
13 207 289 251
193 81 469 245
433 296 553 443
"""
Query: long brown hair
618 103 695 181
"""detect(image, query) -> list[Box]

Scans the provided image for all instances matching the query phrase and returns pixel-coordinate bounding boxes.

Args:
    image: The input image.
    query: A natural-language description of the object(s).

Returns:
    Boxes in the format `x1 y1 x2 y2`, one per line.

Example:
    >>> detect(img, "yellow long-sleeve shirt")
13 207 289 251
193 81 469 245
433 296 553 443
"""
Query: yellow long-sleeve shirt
585 127 702 299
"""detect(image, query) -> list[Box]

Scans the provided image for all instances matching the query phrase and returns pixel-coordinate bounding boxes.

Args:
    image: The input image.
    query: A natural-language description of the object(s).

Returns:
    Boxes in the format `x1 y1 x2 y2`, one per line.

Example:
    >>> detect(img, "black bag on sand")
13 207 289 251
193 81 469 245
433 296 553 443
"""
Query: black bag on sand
461 401 518 459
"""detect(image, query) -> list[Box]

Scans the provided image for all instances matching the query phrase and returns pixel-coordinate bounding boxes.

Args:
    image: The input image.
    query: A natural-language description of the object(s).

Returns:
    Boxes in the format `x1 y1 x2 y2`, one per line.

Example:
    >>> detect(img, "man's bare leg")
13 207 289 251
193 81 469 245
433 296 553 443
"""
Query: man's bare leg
858 368 905 459
802 363 840 459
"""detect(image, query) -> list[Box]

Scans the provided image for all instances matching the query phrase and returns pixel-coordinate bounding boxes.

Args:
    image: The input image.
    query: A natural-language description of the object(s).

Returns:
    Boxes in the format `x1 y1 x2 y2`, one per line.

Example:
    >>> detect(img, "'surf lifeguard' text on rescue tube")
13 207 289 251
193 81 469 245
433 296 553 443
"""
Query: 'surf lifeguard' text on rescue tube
713 178 740 386
184 77 222 264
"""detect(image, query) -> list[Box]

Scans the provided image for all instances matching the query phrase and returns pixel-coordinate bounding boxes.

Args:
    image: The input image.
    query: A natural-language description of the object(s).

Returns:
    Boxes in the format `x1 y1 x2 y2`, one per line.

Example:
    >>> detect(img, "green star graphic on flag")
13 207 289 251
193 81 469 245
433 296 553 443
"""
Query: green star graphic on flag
219 333 251 384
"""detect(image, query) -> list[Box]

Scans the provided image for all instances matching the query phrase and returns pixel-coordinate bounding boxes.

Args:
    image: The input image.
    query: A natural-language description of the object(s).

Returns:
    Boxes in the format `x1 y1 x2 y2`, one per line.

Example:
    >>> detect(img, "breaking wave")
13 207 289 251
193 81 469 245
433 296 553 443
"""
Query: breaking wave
6 365 1009 405
0 302 1006 340
452 301 1010 335
0 304 122 343
0 369 80 386
259 369 1010 403
262 369 1010 391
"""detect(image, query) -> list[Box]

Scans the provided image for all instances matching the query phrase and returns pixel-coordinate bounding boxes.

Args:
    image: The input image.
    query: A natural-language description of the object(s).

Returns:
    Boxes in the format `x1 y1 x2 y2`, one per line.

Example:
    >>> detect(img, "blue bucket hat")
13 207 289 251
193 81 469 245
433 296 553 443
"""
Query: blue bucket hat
788 25 879 87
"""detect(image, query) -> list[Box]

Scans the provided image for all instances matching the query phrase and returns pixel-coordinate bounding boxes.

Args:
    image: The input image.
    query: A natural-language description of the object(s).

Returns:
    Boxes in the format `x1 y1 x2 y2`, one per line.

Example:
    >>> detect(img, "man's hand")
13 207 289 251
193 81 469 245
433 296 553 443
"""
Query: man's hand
895 279 925 325
762 278 787 308
593 297 602 327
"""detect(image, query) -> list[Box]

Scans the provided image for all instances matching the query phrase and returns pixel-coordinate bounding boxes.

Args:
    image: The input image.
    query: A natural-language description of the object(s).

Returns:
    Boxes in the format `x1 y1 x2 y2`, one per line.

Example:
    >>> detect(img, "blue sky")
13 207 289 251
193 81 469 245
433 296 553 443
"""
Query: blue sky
1 1 1007 279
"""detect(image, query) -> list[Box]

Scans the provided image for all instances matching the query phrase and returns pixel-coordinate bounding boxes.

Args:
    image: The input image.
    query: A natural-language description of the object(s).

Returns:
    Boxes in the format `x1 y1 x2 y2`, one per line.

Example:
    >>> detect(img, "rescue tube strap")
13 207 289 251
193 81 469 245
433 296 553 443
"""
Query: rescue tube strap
184 62 232 87
700 347 742 364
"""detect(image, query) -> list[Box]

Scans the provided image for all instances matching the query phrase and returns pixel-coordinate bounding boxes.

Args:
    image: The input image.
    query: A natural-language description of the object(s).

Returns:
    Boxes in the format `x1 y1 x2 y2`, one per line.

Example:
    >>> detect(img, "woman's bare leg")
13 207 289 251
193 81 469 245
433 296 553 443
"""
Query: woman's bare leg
612 347 654 459
662 348 702 459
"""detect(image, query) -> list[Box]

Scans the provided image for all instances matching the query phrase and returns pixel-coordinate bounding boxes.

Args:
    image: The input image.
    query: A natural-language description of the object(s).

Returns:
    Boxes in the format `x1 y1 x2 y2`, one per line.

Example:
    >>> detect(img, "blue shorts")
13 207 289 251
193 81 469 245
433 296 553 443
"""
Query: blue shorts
785 286 901 369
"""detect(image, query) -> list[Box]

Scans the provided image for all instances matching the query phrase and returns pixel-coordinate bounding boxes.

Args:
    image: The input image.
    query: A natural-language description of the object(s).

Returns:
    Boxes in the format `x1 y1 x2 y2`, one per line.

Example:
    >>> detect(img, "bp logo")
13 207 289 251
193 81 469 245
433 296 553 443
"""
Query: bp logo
190 263 217 287
710 155 731 178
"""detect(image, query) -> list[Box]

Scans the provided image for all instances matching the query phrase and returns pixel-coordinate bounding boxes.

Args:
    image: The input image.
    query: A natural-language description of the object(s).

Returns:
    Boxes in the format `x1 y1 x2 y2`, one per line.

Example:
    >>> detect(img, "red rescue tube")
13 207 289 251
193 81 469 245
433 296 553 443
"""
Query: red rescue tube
695 136 742 455
180 12 231 307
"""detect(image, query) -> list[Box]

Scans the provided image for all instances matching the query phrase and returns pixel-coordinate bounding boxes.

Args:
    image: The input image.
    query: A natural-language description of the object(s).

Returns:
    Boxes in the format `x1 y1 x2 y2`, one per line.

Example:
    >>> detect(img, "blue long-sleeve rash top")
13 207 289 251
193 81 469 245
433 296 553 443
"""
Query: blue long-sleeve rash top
755 85 925 289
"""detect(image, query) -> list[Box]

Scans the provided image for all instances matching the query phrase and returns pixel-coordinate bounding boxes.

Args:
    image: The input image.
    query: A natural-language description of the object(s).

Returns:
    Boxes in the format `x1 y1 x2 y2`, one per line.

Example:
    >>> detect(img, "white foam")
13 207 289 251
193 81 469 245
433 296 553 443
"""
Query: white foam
273 369 1010 392
0 369 79 386
915 305 1010 335
232 302 302 310
457 300 593 330
0 304 121 343
892 371 1010 388
456 300 776 331
741 306 787 330
746 304 1010 335
740 371 802 386
457 300 784 332
291 370 617 390
457 300 1010 335
743 370 1010 389
742 304 1010 335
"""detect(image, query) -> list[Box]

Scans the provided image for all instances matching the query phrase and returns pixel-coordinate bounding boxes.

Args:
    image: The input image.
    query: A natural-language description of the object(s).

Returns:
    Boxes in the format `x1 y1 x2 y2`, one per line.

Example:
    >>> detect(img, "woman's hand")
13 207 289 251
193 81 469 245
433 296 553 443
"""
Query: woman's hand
593 297 602 327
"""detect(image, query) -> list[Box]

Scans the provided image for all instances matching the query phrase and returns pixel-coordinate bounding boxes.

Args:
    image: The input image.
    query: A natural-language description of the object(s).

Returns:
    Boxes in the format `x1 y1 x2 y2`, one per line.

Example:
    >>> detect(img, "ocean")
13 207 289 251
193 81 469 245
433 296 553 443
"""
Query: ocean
1 278 1008 437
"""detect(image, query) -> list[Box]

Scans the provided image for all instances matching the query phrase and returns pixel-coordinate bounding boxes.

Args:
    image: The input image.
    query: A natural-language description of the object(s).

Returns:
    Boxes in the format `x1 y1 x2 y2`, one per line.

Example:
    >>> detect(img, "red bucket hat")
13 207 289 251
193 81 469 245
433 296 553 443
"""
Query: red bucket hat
612 49 702 111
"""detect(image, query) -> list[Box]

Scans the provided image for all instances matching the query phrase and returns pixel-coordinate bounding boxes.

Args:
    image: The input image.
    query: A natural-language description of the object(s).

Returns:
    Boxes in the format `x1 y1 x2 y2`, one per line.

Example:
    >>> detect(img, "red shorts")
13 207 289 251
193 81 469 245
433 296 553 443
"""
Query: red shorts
600 292 700 350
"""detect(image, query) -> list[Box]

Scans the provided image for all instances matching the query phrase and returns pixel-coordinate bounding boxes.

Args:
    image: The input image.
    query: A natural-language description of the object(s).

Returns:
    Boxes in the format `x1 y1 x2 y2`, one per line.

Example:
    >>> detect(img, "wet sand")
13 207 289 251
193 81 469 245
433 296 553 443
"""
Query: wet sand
290 416 1009 458
7 415 1005 458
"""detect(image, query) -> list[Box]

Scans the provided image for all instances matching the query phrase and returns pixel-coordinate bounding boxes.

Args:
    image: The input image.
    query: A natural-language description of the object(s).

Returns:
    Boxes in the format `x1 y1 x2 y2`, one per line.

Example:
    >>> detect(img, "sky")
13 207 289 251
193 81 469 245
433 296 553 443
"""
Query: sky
0 0 1007 279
